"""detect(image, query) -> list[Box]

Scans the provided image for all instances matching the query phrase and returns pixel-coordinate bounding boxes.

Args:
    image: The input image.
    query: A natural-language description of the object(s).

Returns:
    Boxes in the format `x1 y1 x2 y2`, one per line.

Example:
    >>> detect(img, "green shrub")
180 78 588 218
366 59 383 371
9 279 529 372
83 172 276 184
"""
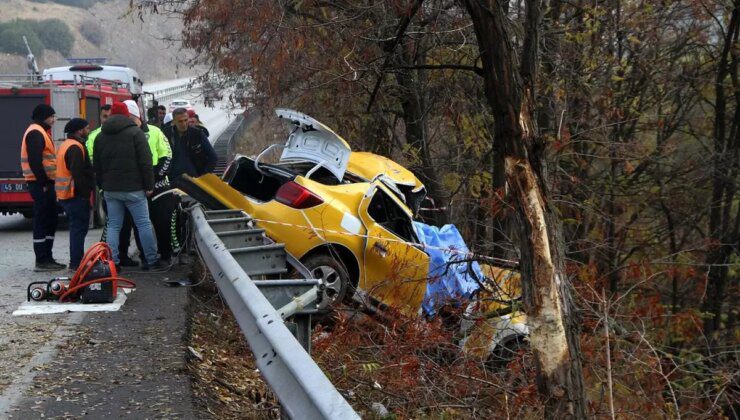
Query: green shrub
80 19 105 47
0 18 74 56
31 19 74 56
0 20 44 55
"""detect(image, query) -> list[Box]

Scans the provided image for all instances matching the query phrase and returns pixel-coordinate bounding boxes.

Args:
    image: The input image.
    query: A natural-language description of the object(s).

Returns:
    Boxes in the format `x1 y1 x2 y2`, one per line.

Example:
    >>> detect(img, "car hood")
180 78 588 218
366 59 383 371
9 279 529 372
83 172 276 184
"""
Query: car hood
276 108 351 182
347 152 424 191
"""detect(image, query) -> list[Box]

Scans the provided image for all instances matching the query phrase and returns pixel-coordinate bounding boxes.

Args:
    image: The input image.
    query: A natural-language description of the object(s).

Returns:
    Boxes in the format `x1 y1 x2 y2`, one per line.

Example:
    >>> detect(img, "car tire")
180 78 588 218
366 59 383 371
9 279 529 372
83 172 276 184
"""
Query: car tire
302 253 352 311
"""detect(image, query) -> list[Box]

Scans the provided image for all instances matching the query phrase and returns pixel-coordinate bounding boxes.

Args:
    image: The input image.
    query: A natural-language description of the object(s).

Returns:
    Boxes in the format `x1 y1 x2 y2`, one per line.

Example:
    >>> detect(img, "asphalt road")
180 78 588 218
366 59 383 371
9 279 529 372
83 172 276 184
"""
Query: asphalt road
162 88 237 143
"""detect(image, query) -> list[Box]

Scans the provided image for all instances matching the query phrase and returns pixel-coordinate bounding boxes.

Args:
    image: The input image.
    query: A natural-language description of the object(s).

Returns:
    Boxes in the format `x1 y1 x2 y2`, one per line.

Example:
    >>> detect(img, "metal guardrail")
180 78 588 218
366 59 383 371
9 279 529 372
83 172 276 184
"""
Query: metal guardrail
145 78 197 107
211 114 243 175
190 206 360 419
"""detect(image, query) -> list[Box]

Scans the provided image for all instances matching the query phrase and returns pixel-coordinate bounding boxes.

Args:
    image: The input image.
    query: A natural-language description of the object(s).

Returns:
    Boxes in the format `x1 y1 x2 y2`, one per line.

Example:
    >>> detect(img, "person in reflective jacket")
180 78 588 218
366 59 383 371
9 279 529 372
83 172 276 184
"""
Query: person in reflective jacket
21 104 65 271
55 118 93 271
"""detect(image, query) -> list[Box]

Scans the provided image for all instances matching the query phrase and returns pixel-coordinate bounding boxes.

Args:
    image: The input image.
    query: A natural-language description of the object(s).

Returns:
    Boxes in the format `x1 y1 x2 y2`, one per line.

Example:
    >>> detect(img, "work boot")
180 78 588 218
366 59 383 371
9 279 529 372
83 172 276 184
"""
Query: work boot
34 261 63 272
119 256 138 267
142 259 169 271
48 259 66 269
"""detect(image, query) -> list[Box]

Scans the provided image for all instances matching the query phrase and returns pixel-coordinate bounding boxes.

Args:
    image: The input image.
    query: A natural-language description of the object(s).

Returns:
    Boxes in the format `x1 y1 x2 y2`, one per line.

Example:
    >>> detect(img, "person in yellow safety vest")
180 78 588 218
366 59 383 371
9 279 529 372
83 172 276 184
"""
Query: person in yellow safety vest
86 104 112 163
115 99 174 268
55 118 93 271
20 104 65 272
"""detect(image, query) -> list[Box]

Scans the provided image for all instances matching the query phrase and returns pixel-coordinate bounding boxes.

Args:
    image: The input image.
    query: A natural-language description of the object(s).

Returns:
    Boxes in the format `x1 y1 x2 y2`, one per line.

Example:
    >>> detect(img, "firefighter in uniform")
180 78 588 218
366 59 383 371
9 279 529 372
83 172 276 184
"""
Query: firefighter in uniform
55 118 93 271
21 104 64 271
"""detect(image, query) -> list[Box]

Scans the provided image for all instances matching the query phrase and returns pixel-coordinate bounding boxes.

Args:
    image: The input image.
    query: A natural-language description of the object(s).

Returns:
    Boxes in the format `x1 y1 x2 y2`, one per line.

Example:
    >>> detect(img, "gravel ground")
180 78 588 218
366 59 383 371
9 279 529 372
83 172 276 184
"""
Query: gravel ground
0 214 101 412
0 213 199 418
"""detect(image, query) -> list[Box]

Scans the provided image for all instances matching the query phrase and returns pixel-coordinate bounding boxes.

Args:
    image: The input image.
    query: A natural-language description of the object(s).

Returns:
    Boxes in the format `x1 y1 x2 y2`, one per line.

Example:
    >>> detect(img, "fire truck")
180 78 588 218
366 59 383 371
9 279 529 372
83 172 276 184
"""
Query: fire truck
0 69 137 225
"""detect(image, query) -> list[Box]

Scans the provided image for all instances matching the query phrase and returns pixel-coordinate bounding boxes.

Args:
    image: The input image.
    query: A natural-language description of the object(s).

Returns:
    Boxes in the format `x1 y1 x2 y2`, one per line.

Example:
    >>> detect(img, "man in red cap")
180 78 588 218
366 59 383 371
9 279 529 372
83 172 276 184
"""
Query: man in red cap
93 102 163 269
187 109 210 138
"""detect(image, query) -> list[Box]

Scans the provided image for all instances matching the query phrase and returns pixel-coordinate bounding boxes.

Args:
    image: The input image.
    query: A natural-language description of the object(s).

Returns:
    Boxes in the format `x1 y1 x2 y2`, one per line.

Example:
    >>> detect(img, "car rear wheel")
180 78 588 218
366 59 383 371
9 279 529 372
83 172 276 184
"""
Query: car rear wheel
302 254 351 311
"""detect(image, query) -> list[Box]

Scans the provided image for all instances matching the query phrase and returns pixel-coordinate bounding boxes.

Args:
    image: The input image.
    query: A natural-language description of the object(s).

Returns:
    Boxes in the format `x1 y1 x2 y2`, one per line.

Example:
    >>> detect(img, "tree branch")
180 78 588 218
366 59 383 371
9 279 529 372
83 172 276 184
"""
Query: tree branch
388 63 484 76
366 0 425 112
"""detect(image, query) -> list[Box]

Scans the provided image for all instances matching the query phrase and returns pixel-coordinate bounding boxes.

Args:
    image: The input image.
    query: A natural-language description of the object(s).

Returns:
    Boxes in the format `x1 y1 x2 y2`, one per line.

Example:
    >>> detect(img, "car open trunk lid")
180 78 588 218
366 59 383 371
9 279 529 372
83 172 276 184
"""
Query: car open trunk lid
172 173 253 210
276 108 351 182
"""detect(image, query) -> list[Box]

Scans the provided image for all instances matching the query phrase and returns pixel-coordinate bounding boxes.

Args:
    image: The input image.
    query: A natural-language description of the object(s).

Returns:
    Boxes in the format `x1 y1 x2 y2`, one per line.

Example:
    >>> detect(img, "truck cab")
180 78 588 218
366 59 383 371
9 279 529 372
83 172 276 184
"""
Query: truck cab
0 73 135 219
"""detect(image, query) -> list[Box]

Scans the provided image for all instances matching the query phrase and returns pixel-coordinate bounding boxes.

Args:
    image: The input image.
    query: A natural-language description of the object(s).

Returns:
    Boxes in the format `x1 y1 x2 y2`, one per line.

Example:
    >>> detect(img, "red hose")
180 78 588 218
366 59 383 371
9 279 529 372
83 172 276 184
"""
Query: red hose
59 242 137 302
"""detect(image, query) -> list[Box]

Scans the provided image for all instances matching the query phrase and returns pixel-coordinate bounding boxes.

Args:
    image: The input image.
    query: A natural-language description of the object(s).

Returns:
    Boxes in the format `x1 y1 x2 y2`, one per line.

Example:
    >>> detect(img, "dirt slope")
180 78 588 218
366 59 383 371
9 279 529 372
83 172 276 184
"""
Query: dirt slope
0 0 196 82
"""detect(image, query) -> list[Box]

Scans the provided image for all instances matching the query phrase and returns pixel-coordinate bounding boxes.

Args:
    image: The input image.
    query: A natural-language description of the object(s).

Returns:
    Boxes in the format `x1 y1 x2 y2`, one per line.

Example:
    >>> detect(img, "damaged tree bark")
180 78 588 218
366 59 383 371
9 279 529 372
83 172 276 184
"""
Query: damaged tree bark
462 0 587 417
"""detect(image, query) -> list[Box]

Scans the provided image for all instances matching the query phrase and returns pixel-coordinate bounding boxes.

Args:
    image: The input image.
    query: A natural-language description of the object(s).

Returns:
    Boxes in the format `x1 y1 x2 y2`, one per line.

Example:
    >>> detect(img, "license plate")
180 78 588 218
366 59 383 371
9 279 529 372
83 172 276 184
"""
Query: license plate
0 183 28 193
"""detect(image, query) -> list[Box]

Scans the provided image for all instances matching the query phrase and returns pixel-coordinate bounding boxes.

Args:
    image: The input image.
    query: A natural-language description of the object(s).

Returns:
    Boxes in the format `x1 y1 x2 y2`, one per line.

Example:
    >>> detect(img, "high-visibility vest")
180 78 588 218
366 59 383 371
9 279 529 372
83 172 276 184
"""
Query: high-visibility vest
55 140 85 200
145 125 172 164
20 124 56 181
86 126 101 163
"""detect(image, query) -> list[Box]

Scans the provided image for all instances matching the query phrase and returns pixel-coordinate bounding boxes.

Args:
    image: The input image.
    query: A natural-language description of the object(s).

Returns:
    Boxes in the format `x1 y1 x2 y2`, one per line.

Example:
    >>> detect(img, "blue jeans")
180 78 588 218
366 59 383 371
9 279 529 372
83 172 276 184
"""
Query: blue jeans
59 197 90 268
104 191 158 264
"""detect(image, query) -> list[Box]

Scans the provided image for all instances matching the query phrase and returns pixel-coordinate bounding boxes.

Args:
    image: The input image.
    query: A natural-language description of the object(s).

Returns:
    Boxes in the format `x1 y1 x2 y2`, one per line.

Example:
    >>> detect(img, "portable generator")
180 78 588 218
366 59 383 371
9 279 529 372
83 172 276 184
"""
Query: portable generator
27 242 135 304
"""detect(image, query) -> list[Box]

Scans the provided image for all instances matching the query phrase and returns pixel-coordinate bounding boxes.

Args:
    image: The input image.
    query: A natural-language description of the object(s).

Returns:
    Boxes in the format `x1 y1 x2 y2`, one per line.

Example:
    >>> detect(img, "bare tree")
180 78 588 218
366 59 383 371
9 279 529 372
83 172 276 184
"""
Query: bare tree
460 0 587 417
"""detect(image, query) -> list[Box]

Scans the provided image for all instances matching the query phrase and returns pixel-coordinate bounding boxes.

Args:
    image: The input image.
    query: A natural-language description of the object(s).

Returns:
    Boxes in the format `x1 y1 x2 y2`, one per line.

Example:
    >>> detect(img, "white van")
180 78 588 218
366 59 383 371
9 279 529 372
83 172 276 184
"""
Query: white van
43 64 144 95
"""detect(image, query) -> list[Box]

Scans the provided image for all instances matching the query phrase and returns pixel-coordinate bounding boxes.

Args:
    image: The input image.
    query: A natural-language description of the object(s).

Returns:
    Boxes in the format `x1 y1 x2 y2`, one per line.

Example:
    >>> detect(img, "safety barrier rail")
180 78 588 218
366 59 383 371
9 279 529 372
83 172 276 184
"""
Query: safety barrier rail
189 206 359 420
144 78 197 105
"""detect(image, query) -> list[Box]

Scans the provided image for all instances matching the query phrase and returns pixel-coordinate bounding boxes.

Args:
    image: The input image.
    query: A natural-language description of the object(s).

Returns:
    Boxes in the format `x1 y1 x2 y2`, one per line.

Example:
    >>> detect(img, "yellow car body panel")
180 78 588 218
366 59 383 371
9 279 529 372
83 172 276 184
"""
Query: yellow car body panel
460 265 528 359
185 173 430 311
357 186 429 316
348 152 424 190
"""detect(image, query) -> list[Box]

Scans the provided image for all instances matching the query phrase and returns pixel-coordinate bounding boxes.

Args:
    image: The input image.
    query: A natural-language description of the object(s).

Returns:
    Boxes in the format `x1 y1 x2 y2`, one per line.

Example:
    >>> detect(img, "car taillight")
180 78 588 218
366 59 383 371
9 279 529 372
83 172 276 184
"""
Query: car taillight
275 181 324 209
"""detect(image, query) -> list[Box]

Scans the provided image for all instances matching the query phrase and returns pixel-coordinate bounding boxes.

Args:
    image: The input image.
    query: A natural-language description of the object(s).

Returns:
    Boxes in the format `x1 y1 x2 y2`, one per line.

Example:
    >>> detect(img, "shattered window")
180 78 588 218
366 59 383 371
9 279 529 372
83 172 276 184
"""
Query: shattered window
367 188 418 243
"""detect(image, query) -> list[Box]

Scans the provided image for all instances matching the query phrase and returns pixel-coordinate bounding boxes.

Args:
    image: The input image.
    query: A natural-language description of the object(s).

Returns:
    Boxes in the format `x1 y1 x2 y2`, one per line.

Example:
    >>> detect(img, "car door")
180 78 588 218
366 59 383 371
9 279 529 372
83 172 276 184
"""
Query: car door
357 183 429 316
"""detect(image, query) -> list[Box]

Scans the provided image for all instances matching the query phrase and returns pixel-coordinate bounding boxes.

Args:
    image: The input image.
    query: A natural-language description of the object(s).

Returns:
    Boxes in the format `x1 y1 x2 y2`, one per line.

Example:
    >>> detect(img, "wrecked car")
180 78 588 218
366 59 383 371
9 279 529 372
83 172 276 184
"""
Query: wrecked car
179 108 528 364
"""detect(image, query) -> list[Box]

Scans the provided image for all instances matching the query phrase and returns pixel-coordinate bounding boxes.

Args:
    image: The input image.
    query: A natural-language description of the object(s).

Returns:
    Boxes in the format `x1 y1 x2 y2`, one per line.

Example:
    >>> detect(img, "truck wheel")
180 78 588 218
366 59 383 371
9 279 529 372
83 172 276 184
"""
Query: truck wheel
302 254 351 311
92 190 106 228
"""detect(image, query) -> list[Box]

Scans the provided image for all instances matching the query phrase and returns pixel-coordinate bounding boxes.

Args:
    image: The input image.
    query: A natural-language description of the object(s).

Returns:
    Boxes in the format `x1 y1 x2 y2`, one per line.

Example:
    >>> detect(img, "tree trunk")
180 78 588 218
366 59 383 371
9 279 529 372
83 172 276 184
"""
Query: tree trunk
391 40 449 225
703 1 739 345
462 0 587 416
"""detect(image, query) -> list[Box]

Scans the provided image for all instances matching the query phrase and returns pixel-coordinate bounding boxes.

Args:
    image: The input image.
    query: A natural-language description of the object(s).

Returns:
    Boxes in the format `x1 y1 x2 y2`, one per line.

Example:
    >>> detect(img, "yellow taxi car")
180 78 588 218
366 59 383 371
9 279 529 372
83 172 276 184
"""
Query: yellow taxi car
179 109 527 363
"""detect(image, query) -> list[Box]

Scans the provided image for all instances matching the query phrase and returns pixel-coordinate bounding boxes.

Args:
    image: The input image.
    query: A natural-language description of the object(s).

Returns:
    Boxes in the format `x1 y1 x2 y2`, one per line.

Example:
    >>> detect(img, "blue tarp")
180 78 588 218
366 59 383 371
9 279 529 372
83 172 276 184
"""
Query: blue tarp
412 222 482 316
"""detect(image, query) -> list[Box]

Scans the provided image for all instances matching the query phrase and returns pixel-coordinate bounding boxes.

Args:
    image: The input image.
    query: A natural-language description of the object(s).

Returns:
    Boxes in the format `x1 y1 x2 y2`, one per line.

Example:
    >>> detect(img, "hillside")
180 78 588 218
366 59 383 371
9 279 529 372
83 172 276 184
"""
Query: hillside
0 0 196 83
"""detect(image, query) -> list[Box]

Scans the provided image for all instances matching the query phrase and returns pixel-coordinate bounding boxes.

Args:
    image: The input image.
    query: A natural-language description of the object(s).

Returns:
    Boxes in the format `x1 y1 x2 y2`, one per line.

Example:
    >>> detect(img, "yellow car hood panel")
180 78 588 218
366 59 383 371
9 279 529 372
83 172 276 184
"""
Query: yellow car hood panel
176 173 255 211
348 152 424 191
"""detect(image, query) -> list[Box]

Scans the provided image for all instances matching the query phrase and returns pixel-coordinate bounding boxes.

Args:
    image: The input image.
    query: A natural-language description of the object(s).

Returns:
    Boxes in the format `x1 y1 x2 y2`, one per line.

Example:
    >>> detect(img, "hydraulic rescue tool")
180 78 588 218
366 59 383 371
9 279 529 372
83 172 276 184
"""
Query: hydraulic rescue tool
27 242 136 304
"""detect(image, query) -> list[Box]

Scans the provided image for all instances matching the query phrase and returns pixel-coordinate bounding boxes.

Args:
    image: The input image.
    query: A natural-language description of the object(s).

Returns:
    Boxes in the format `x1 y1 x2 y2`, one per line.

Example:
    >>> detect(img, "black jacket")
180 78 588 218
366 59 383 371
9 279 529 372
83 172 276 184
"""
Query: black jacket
163 125 217 178
63 137 95 199
24 120 54 185
93 115 154 192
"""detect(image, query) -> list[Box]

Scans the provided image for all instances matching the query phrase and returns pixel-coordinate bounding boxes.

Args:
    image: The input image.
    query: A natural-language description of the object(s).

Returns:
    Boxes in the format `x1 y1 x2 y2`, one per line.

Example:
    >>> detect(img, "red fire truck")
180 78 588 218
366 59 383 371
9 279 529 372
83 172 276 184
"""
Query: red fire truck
0 72 135 224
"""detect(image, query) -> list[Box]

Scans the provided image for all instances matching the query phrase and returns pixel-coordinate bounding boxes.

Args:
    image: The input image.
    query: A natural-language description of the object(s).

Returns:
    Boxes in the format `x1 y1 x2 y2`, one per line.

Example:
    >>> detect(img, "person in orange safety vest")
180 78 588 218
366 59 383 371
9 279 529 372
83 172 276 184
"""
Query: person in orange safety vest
20 104 64 272
55 118 93 271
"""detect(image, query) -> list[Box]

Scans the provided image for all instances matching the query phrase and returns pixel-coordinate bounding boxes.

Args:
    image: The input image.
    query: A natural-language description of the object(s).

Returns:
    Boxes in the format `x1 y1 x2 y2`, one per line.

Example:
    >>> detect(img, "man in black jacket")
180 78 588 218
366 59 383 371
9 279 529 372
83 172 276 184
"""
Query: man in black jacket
21 104 65 271
55 118 93 271
93 102 163 269
164 108 217 179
